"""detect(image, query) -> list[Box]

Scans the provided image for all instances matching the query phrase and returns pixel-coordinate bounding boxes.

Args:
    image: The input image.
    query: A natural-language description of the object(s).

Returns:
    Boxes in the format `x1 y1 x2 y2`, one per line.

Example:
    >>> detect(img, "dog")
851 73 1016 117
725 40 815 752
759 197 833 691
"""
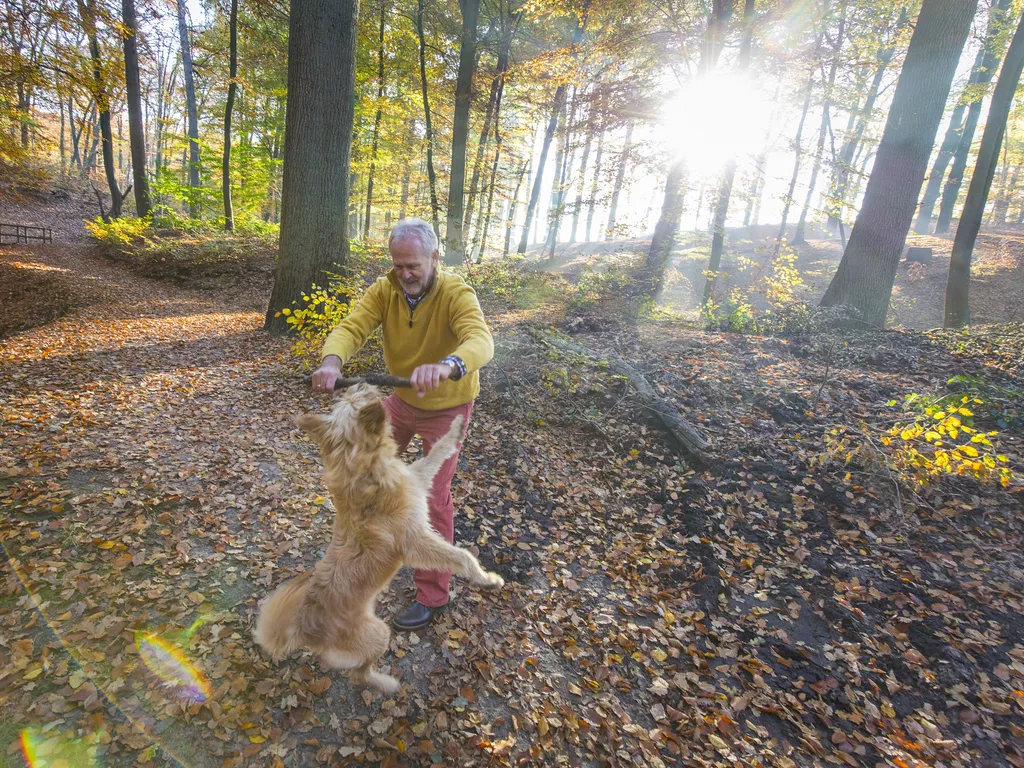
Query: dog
254 384 504 692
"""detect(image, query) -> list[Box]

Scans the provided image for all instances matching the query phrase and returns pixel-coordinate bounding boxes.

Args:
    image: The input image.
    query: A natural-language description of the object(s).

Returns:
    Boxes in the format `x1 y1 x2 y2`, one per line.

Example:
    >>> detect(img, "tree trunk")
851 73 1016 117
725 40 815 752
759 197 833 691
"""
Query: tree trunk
793 2 847 246
935 0 1014 234
702 0 757 304
122 0 151 217
264 0 359 332
176 0 201 217
945 8 1024 327
475 61 506 262
364 0 387 240
416 0 441 240
518 86 569 254
444 0 481 264
585 116 604 242
518 18 586 254
820 0 978 326
777 82 815 245
569 92 594 243
222 0 238 230
503 159 529 259
646 160 687 297
914 50 983 233
993 164 1018 223
464 18 514 239
604 122 634 240
78 0 126 219
544 96 571 256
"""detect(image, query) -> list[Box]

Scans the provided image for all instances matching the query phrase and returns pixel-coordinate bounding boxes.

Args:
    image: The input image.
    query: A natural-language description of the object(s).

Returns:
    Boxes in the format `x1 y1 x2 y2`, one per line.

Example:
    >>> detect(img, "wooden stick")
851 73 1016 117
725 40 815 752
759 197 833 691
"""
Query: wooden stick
333 375 413 389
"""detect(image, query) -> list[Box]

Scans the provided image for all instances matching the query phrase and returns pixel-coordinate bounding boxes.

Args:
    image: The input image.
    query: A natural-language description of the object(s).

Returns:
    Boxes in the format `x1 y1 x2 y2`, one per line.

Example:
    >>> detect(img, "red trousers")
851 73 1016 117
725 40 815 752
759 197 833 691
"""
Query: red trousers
383 394 474 607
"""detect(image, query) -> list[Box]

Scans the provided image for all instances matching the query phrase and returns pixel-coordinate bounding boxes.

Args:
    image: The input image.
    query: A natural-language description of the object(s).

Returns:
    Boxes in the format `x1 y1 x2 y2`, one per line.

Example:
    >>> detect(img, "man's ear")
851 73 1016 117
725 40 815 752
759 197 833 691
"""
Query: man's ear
293 413 330 443
356 399 387 435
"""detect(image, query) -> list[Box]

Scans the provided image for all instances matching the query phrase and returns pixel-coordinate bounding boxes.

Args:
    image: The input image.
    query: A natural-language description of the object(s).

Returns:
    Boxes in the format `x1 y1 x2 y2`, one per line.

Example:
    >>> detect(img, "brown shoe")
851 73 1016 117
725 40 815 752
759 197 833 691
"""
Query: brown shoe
392 601 447 632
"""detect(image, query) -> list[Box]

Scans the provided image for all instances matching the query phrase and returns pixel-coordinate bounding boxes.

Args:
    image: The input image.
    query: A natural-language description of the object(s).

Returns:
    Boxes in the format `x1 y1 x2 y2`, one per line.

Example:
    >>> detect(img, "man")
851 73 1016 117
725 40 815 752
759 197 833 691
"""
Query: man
311 218 494 631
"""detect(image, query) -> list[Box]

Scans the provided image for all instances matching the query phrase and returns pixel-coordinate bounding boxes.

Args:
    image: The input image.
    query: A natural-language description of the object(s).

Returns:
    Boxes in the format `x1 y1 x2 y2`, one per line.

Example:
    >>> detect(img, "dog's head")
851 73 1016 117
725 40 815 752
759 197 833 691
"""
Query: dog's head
294 384 393 462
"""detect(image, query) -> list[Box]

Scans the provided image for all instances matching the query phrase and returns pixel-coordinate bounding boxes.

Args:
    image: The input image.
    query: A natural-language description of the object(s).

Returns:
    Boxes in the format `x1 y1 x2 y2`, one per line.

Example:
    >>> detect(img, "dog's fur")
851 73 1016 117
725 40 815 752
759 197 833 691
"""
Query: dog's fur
254 385 503 692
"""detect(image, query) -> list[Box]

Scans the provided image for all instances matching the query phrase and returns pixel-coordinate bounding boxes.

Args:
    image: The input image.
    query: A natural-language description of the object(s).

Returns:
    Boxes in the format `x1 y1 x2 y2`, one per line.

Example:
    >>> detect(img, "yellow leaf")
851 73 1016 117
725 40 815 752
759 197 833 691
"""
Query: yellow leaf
651 648 668 663
248 734 267 744
961 445 979 457
663 610 675 624
188 591 206 604
958 407 973 416
23 668 42 680
933 411 946 420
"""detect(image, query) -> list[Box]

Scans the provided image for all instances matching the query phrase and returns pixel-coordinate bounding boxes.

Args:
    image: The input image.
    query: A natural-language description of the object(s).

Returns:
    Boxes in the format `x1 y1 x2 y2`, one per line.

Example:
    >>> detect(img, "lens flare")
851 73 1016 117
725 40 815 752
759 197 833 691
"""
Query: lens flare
20 726 98 767
134 631 212 703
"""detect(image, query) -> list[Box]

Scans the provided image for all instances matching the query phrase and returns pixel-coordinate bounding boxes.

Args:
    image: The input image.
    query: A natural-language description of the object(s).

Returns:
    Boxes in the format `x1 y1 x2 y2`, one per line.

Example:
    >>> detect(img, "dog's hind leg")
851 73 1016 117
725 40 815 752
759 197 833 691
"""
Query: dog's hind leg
344 617 399 693
404 531 504 589
410 415 465 485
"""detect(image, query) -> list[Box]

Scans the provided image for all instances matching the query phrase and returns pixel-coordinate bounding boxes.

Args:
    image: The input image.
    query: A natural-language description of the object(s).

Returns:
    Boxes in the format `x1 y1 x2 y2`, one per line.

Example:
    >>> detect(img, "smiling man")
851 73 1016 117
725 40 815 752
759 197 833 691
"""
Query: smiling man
310 217 494 631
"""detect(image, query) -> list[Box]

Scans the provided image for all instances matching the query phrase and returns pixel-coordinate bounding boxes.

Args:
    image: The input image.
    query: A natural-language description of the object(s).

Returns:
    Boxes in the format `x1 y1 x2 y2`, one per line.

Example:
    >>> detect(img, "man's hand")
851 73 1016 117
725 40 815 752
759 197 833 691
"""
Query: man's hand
311 355 343 393
410 363 452 398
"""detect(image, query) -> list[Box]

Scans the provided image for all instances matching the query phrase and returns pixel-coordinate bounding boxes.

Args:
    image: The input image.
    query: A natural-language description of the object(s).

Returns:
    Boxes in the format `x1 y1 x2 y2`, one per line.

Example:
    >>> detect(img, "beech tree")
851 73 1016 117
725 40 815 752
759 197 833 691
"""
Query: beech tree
264 0 359 332
820 0 979 326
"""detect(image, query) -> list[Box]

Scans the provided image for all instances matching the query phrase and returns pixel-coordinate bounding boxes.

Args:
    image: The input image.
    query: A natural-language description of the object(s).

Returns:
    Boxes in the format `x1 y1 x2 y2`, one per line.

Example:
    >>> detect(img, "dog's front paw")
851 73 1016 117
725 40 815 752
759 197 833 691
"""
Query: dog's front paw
478 571 504 590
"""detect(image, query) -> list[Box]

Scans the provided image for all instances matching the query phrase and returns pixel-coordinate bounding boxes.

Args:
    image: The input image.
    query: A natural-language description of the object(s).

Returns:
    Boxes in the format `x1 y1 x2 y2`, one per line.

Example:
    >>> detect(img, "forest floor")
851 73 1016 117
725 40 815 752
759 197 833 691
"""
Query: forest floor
537 222 1024 329
1 199 1023 768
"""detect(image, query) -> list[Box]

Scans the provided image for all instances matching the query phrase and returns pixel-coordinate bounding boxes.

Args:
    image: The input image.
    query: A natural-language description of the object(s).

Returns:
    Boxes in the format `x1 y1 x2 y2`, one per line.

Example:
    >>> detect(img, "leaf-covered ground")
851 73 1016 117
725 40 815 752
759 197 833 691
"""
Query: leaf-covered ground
1 241 1023 768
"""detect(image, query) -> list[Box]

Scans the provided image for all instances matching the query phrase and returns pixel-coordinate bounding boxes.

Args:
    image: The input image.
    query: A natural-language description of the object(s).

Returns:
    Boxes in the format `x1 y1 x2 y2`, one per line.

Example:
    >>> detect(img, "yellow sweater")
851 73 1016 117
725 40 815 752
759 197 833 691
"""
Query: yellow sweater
321 270 494 410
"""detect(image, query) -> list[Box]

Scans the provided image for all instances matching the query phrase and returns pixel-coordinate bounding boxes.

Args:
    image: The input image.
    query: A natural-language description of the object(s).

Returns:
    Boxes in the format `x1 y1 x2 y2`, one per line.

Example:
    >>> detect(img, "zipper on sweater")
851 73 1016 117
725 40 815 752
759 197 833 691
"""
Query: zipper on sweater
408 304 414 328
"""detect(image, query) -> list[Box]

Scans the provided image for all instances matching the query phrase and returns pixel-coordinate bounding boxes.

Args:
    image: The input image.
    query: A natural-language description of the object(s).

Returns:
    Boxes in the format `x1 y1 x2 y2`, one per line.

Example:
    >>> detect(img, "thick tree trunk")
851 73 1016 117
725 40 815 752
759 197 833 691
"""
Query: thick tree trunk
364 0 387 240
416 0 441 239
78 0 126 219
945 9 1024 328
604 122 634 240
122 0 150 217
935 0 1014 234
646 160 687 296
264 0 359 332
122 0 151 217
176 0 201 217
222 0 238 230
445 0 481 264
820 0 978 326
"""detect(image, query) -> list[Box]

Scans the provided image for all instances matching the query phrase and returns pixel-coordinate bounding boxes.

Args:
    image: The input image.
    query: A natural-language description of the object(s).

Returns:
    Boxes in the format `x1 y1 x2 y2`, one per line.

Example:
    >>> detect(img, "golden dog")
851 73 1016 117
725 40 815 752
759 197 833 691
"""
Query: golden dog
254 385 503 692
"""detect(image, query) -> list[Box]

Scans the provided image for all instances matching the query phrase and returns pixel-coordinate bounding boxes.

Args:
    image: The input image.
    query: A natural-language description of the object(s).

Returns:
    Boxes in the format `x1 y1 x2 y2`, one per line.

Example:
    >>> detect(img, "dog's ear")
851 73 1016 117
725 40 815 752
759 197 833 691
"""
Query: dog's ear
356 399 387 435
293 413 330 443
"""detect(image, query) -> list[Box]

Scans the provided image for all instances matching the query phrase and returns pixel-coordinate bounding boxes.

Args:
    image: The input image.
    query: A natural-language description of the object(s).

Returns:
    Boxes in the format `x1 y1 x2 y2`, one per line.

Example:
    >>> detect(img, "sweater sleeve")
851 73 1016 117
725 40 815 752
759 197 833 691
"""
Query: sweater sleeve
447 281 494 374
320 278 387 364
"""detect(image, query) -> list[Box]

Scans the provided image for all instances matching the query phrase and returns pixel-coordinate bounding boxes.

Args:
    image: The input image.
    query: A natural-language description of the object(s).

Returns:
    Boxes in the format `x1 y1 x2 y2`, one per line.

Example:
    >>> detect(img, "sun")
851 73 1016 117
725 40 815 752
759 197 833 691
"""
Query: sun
661 72 771 176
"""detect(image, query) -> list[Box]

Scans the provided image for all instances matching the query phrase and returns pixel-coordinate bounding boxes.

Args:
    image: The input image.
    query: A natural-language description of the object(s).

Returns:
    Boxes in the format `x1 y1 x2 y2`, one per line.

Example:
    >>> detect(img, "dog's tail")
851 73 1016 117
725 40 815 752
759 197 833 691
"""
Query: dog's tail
254 571 314 661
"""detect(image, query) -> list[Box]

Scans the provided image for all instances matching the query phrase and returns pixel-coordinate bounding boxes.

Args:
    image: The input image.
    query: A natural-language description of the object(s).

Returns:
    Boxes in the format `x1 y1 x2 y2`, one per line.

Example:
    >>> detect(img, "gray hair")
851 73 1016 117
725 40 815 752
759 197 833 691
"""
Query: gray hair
389 218 439 258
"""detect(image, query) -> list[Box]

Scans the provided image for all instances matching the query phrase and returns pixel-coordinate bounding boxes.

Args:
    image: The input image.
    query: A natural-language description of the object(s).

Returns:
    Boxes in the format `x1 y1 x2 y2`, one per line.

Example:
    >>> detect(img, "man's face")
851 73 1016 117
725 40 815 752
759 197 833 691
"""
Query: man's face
390 236 436 297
